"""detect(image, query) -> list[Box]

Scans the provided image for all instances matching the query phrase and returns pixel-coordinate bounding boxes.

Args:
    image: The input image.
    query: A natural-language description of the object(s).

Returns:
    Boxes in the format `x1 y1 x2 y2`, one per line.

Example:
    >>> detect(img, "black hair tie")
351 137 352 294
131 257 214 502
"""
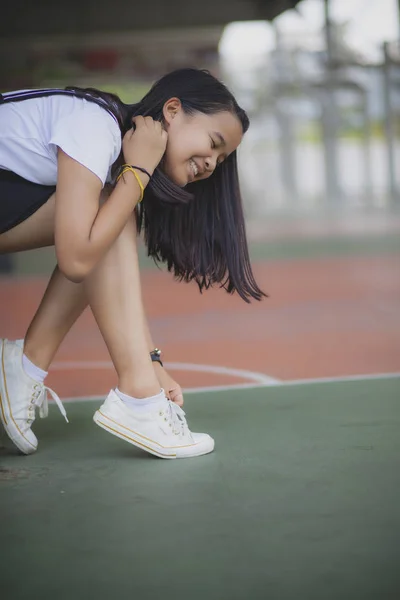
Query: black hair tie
130 165 152 179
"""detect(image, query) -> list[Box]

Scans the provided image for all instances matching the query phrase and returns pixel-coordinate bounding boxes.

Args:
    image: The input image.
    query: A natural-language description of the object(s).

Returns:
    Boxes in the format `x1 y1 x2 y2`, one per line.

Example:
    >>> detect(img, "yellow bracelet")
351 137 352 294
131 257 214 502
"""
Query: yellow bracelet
116 166 144 203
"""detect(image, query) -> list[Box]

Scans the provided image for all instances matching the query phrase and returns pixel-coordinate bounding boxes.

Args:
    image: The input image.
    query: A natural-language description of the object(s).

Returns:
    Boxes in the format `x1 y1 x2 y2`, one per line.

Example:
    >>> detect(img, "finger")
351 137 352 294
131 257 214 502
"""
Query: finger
170 388 184 407
131 115 144 127
173 395 184 407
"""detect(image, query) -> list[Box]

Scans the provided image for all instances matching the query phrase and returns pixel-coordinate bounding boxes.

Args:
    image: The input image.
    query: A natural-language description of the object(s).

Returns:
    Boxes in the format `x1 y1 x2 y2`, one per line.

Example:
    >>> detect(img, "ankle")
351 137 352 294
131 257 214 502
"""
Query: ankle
22 353 48 384
118 380 161 399
23 340 51 372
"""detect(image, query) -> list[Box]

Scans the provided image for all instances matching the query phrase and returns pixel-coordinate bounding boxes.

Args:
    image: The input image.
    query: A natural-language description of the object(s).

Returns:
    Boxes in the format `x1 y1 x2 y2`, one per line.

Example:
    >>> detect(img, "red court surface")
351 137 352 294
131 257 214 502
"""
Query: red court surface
1 255 399 398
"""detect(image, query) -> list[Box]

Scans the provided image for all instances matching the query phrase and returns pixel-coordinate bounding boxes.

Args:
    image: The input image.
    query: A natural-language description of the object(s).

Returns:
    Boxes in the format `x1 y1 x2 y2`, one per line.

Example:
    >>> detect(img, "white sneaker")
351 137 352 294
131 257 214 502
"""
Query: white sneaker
0 338 68 455
93 389 214 459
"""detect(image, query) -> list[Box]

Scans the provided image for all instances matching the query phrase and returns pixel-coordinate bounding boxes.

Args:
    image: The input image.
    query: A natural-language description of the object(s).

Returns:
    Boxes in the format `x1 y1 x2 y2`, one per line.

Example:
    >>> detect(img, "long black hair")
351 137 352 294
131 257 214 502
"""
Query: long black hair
66 68 266 302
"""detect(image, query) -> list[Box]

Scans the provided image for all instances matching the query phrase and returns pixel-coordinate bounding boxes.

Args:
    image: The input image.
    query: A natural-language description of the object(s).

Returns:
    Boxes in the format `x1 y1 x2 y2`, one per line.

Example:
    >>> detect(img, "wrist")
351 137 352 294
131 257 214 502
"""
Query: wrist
116 166 148 203
123 159 155 178
122 164 152 182
117 166 150 186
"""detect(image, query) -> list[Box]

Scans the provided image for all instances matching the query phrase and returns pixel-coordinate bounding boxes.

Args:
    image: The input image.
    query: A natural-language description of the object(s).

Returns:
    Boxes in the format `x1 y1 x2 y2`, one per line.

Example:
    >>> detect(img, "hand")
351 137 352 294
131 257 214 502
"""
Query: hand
122 116 167 176
153 363 184 407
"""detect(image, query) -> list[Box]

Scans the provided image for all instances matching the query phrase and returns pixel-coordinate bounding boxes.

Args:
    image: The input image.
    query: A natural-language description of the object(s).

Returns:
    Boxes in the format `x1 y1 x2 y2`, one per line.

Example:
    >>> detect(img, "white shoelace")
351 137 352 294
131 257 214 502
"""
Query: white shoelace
164 400 191 437
33 384 69 423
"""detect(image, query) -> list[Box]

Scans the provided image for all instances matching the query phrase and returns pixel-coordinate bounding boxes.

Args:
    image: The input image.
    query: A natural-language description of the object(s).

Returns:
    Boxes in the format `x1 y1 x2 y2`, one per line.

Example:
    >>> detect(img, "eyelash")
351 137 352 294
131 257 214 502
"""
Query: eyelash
210 137 224 166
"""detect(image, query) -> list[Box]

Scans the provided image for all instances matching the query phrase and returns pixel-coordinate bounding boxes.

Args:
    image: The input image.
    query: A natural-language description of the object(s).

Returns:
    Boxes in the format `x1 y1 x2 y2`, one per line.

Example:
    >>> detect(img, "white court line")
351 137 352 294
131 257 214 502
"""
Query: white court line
52 360 280 385
281 372 400 386
59 372 400 403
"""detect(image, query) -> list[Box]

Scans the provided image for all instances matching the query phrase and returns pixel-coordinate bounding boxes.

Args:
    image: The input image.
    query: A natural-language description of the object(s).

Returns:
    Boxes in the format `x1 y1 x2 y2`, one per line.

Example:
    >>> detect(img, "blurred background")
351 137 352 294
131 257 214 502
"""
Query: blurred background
2 4 400 592
1 0 399 273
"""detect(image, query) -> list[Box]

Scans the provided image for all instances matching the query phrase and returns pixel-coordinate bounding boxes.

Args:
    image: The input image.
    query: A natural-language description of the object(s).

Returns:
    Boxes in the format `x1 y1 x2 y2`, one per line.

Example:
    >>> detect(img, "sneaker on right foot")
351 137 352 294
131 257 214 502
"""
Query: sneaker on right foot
93 389 215 459
0 338 68 455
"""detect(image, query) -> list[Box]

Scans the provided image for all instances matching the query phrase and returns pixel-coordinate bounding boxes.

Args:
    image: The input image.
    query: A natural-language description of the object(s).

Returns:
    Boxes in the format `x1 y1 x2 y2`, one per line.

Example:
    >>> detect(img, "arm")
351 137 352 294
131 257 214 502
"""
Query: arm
55 152 146 282
55 116 167 282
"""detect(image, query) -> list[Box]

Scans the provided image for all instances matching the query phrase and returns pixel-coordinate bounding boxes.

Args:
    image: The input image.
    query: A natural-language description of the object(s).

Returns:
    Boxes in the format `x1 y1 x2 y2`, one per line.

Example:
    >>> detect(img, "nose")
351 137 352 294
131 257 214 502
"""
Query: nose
205 156 216 173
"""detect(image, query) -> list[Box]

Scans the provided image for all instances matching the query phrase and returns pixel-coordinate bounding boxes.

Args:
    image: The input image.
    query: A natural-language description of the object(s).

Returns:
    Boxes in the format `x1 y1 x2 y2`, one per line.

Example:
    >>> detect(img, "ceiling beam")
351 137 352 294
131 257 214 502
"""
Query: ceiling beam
2 0 301 39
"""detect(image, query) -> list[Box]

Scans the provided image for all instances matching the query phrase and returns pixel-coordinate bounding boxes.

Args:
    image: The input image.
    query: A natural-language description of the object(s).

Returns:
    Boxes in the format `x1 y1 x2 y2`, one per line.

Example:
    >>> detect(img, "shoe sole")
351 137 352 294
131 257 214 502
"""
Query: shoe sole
0 340 37 455
93 409 214 459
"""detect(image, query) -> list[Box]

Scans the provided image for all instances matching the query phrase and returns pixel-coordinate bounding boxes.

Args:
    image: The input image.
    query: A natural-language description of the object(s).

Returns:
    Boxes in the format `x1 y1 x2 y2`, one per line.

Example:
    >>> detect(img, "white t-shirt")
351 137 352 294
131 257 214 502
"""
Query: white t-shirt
0 91 122 187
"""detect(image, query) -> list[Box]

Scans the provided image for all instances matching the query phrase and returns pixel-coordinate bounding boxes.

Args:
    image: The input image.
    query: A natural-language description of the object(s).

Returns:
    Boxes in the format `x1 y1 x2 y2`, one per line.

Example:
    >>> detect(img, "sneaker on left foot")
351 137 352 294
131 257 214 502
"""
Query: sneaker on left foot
0 338 68 454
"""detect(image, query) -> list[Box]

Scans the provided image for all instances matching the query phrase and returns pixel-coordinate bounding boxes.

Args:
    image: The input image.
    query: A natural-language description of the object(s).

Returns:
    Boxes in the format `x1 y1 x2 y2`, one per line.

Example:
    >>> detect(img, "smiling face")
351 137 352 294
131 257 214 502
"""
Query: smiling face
161 98 243 187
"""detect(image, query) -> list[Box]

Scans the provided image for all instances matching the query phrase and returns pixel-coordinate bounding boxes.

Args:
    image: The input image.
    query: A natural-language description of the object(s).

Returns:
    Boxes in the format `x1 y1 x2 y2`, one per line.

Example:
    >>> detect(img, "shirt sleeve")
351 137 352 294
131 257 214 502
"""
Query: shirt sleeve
49 105 121 186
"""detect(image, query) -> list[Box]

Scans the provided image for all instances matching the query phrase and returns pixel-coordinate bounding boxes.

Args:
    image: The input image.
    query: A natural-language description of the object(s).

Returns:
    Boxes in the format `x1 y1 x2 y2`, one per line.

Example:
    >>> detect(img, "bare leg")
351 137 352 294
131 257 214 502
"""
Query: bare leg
0 194 90 371
24 267 88 370
84 214 160 398
1 193 159 398
25 217 159 398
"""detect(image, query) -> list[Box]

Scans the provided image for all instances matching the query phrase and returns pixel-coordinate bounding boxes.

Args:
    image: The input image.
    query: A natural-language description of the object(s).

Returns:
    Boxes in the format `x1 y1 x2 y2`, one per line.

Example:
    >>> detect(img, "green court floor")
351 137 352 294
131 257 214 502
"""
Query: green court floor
1 378 399 599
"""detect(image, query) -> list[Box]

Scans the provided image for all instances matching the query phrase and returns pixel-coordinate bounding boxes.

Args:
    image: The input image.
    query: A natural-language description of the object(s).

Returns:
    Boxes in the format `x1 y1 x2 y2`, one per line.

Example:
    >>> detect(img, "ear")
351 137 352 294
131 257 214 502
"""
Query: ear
162 97 182 125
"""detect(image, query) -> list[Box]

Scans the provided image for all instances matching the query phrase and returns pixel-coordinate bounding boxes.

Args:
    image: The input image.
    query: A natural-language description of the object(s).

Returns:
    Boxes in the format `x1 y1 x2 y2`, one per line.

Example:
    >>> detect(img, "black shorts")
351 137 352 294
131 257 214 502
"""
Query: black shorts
0 169 55 234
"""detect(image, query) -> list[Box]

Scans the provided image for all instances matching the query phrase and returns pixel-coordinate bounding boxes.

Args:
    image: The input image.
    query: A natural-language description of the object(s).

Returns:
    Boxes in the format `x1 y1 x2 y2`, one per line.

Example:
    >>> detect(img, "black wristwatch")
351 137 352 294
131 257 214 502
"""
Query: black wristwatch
150 348 163 367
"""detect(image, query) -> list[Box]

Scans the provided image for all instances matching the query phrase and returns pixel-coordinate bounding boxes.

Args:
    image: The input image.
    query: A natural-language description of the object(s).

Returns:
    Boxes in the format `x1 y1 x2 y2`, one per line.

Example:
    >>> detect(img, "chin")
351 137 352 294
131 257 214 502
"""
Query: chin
162 165 186 188
171 171 188 188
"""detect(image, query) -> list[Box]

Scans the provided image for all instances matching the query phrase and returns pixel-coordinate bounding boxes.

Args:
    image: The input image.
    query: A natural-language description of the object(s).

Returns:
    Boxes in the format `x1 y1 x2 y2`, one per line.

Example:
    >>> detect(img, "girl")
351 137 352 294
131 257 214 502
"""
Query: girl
0 68 265 460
